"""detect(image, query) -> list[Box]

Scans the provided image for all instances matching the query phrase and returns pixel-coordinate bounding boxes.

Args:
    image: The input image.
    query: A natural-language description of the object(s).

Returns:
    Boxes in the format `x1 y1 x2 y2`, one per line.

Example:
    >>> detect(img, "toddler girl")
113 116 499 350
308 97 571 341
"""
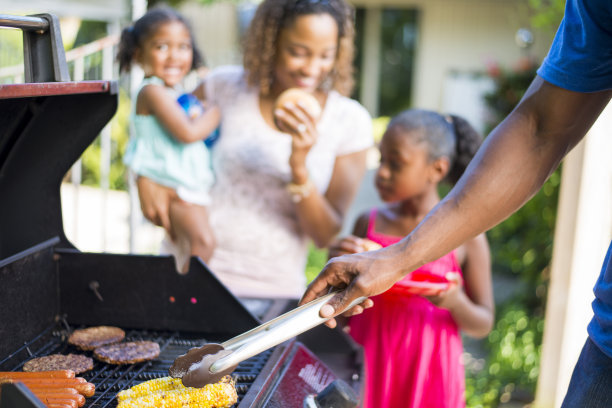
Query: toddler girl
117 6 220 273
329 109 494 407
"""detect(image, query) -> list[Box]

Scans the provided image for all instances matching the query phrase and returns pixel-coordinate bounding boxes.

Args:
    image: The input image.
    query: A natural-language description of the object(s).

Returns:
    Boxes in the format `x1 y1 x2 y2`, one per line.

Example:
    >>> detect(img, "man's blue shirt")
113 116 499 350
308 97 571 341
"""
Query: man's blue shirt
537 0 612 92
537 0 612 358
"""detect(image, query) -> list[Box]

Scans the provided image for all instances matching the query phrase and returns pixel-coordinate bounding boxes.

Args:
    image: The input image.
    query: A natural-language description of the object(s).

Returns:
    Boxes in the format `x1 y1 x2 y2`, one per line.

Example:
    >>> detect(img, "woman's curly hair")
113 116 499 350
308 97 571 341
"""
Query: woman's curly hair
242 0 356 96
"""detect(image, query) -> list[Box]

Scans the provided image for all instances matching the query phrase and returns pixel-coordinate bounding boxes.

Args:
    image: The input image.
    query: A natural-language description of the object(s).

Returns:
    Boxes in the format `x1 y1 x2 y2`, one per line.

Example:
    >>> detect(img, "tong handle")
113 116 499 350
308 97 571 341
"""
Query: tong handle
213 293 366 374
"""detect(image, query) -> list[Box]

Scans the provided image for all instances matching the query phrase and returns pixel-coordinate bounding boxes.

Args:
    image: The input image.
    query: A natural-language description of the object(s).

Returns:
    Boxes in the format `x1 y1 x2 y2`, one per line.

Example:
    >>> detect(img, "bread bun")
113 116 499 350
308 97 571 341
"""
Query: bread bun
274 88 322 120
361 240 382 252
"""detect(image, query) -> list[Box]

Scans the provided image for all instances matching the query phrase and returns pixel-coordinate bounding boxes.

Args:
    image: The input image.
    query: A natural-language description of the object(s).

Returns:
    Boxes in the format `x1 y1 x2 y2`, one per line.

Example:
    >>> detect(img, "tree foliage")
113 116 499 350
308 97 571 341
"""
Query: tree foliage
528 0 565 32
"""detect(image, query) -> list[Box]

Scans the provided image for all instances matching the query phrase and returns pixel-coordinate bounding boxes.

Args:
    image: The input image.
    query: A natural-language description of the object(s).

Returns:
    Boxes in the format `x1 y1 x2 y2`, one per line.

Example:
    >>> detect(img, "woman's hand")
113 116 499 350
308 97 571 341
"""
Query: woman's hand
274 101 318 182
136 176 178 236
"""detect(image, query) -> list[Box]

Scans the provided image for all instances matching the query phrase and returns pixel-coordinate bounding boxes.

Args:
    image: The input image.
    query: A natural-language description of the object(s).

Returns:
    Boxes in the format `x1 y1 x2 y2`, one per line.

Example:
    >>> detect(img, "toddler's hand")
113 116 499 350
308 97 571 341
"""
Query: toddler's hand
425 272 463 310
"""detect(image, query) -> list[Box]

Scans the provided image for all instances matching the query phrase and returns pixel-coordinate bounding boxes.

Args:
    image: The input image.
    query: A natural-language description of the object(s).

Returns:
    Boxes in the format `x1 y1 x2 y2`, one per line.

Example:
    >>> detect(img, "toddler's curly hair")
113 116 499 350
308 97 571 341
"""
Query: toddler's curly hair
242 0 356 96
116 5 204 74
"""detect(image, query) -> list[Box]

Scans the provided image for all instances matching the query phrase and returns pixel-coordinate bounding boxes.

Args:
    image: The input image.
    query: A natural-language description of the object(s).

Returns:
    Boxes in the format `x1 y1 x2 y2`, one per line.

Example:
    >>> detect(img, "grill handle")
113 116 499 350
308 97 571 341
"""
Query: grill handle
0 13 70 82
212 293 367 374
0 15 49 31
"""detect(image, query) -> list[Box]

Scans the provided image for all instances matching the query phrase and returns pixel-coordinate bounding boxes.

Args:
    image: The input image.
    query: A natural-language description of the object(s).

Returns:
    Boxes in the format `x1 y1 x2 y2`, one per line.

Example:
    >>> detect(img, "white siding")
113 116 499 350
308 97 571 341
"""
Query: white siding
1 0 130 22
353 0 552 112
176 0 552 118
179 2 243 68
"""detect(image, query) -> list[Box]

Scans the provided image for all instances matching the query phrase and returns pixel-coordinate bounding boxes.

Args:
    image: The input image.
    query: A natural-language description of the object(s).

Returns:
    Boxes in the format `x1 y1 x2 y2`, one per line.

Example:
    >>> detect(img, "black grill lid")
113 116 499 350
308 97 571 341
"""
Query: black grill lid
0 13 261 339
0 80 118 259
0 13 118 259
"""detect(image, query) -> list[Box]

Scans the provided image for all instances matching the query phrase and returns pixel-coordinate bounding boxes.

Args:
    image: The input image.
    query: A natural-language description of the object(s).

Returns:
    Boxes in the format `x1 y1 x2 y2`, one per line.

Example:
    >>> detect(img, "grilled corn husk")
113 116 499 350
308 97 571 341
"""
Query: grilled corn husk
116 375 237 408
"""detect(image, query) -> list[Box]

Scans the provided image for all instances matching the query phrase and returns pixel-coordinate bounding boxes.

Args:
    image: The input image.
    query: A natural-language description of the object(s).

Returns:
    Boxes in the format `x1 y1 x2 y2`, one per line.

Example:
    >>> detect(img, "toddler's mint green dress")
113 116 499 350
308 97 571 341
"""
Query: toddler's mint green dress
123 76 214 206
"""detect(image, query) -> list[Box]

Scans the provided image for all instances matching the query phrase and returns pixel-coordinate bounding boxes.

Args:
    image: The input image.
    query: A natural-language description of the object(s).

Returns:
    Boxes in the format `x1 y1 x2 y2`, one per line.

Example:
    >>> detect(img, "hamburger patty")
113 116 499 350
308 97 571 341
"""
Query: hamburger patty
93 341 160 365
23 353 94 374
68 326 125 350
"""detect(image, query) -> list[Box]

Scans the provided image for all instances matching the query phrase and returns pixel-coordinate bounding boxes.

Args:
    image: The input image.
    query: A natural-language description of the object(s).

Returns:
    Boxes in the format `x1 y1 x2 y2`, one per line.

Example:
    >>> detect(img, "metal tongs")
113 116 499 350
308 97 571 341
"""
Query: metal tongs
169 292 366 387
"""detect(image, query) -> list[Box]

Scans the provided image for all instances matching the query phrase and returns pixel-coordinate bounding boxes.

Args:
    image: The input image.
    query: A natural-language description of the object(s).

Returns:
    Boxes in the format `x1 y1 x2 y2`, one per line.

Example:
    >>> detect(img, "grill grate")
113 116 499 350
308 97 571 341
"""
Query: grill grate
1 321 272 407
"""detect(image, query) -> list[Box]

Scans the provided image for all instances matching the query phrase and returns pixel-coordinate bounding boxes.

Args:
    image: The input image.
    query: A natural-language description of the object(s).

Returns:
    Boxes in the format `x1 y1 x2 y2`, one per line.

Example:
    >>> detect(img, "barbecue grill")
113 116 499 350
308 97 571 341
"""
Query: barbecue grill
0 13 363 408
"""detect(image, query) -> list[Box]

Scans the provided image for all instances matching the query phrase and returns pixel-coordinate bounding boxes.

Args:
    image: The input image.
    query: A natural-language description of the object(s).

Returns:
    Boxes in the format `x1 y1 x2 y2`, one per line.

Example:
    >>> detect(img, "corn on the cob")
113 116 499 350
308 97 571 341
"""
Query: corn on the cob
116 376 185 402
116 375 237 408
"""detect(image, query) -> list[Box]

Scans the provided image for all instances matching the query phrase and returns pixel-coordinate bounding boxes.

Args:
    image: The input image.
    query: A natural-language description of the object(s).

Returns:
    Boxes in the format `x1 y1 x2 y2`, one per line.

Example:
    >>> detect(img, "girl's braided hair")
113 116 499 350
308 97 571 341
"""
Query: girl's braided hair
242 0 356 96
388 109 483 185
116 5 205 74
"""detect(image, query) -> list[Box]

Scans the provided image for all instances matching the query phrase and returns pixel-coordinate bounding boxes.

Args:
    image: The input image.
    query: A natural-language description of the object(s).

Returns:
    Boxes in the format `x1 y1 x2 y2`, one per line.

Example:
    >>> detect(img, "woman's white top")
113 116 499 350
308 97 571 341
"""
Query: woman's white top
168 65 373 299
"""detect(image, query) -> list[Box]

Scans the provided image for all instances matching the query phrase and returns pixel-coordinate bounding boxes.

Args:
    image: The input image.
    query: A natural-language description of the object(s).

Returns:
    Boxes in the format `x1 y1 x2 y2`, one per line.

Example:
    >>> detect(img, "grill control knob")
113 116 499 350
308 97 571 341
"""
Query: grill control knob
309 379 359 408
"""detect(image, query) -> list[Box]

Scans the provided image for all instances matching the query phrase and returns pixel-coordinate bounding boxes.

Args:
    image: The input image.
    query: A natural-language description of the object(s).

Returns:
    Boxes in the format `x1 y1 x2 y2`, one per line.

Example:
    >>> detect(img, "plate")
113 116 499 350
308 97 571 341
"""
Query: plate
390 271 450 296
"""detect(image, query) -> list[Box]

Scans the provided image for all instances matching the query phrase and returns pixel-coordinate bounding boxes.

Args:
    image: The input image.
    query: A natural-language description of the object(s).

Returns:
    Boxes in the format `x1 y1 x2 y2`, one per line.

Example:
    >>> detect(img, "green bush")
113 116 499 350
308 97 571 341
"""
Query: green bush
305 243 328 284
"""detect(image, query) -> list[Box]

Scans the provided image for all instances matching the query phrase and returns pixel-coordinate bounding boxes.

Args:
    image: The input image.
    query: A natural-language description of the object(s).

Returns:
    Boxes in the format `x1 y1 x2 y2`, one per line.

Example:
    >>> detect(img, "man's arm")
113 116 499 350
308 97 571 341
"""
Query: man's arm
396 77 611 269
302 76 612 324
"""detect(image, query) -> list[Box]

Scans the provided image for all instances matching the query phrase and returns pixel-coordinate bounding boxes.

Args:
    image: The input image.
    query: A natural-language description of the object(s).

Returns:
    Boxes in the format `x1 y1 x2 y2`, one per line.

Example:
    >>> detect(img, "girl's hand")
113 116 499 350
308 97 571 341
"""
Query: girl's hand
328 236 383 259
425 272 464 310
328 235 365 258
274 101 318 182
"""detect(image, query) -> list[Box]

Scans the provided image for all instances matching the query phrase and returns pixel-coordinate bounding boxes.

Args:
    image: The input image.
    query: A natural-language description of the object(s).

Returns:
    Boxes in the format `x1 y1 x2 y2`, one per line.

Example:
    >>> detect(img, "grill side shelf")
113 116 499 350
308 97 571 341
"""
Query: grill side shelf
0 383 46 408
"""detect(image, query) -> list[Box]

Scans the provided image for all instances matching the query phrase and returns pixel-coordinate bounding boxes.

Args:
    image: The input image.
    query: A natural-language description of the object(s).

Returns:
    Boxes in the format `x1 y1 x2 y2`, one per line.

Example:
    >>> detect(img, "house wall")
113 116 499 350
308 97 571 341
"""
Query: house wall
354 0 553 110
3 0 553 114
182 0 552 128
179 2 244 69
2 0 130 22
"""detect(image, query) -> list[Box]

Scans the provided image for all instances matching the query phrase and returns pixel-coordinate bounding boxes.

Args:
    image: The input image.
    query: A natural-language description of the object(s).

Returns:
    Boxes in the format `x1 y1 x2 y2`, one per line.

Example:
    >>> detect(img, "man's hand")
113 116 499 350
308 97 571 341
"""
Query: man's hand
300 247 404 328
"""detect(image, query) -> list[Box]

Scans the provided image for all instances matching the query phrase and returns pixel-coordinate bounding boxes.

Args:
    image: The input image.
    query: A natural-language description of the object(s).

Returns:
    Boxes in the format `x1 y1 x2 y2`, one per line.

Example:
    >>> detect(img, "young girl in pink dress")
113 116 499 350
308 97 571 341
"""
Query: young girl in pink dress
329 109 494 408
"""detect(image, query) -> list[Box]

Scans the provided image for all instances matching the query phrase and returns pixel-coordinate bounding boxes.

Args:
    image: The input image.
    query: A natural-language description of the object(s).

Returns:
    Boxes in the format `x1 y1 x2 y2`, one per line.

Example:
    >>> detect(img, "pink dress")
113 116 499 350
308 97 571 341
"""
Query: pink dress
349 209 465 408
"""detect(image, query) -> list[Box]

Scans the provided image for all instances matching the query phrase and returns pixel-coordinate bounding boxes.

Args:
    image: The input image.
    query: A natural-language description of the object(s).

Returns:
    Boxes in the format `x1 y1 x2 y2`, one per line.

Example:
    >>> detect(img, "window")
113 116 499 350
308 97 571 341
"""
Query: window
354 8 419 117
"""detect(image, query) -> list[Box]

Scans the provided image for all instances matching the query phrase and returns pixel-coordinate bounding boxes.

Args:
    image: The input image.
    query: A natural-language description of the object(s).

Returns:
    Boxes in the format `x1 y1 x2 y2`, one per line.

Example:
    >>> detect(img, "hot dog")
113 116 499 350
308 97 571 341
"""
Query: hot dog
32 390 85 407
27 387 79 396
40 397 79 408
11 378 94 397
0 370 75 379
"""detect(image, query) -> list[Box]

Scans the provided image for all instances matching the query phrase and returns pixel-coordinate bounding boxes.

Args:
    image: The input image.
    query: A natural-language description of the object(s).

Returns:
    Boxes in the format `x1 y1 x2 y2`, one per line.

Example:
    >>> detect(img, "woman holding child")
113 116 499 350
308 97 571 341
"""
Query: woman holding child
137 0 373 299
